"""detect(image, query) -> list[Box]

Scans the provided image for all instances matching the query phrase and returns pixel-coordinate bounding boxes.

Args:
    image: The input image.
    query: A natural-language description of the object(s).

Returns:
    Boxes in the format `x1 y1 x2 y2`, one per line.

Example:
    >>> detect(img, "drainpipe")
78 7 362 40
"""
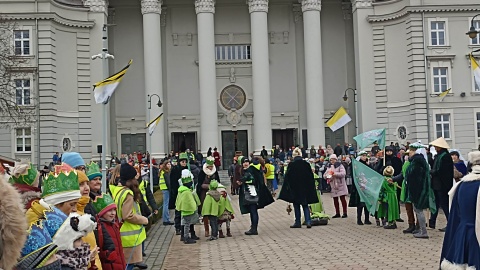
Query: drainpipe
422 11 431 143
35 0 41 169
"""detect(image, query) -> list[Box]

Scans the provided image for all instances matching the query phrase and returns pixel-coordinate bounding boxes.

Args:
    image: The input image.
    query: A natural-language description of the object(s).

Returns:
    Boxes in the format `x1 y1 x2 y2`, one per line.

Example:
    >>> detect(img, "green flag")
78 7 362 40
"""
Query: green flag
353 128 386 150
352 158 384 214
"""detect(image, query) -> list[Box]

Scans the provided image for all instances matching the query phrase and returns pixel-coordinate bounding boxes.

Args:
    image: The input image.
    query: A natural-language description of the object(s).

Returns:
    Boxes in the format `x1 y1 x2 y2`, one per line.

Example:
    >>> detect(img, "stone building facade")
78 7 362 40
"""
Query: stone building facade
0 0 479 168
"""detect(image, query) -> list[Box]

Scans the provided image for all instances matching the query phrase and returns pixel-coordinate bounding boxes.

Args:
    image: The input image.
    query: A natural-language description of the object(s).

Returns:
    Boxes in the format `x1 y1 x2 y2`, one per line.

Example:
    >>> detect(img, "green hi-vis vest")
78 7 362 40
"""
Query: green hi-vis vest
111 185 146 248
265 164 275 180
159 170 168 190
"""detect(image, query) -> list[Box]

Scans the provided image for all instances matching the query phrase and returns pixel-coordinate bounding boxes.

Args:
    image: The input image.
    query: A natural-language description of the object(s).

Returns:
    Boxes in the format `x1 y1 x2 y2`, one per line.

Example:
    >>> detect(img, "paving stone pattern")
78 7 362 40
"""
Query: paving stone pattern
156 173 446 270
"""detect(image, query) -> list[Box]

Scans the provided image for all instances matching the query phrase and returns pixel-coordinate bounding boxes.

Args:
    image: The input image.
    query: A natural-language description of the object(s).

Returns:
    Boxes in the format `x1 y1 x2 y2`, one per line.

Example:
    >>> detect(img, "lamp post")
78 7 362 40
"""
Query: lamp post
466 14 480 39
146 94 162 193
343 88 358 135
91 24 114 193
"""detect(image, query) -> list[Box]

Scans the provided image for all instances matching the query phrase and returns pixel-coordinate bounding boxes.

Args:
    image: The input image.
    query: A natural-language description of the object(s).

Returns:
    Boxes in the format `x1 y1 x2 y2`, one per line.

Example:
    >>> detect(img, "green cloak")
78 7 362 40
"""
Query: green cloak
218 196 234 216
377 177 400 222
175 186 200 216
400 160 410 202
309 184 323 213
405 154 437 213
201 190 221 216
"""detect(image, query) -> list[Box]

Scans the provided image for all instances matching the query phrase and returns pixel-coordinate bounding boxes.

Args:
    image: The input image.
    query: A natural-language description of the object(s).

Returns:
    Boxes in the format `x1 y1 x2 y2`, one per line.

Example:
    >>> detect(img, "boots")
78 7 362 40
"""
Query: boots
190 226 200 240
218 230 225 238
184 237 196 244
245 226 258 235
203 216 210 237
413 227 429 239
403 224 416 234
226 228 232 237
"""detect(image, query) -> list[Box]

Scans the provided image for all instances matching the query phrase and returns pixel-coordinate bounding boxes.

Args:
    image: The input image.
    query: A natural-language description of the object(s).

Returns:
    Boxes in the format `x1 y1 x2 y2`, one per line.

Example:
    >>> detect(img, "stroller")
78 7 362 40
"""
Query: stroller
295 180 330 226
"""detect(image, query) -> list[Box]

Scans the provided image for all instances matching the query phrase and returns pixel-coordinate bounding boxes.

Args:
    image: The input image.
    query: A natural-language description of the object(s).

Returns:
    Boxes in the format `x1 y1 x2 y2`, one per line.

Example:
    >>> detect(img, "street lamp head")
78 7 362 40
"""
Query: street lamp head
156 100 163 108
467 25 479 39
343 94 348 101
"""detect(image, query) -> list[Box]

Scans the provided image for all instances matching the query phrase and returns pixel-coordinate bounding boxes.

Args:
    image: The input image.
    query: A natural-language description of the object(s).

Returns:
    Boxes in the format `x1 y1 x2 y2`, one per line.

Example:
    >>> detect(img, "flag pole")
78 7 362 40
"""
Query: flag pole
146 96 154 193
100 24 112 194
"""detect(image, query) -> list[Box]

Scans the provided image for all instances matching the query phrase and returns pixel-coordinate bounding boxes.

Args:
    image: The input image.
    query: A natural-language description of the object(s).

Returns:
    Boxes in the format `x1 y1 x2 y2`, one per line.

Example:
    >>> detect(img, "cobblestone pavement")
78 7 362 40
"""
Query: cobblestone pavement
143 217 174 269
159 183 446 270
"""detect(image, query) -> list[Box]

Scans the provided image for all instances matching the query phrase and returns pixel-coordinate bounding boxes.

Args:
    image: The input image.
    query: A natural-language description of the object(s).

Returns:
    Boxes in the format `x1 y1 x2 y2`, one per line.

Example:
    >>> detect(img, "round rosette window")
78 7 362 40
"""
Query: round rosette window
220 85 246 111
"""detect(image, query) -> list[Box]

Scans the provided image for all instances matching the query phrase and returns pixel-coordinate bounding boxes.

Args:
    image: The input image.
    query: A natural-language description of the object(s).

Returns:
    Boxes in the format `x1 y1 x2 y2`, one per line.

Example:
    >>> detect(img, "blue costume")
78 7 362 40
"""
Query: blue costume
440 164 480 269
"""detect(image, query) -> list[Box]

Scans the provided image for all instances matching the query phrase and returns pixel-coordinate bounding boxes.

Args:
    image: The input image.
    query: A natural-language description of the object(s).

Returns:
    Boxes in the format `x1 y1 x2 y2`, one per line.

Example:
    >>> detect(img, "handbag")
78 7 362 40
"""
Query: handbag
243 185 259 205
140 198 152 218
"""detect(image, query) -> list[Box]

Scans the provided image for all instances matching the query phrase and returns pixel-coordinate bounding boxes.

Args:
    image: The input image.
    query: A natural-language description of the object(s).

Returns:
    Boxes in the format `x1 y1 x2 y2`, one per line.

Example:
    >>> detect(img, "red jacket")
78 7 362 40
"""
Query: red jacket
213 151 221 166
95 218 126 270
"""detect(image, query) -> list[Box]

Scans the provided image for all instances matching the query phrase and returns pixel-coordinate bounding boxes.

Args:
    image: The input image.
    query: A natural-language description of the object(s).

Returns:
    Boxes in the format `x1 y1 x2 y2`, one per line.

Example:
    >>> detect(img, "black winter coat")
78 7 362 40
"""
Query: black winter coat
169 164 188 209
431 149 454 193
278 157 319 205
238 165 274 215
375 154 403 179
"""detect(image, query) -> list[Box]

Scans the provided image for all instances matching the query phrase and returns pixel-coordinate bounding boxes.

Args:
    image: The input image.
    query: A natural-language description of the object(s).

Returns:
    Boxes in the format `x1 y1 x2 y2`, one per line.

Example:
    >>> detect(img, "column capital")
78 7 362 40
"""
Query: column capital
195 0 215 14
247 0 268 13
82 0 108 13
351 0 372 10
141 0 162 15
299 0 321 12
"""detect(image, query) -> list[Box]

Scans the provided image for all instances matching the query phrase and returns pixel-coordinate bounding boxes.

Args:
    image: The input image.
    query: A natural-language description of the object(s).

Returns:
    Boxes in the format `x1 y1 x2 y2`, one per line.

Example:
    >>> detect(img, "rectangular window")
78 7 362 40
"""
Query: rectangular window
15 79 31 105
435 114 451 139
432 67 448 93
215 45 251 61
477 112 480 138
471 20 480 45
431 21 446 46
13 30 30 56
16 128 32 152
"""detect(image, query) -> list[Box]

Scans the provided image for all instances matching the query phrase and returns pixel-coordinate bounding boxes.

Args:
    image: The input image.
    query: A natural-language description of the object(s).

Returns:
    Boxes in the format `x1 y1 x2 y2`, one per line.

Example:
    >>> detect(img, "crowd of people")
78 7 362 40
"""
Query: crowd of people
1 136 479 269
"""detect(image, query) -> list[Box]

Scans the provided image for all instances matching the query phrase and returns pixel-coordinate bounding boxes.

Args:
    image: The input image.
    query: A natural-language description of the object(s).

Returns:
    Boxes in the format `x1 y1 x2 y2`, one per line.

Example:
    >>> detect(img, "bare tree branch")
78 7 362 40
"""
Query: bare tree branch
0 14 37 129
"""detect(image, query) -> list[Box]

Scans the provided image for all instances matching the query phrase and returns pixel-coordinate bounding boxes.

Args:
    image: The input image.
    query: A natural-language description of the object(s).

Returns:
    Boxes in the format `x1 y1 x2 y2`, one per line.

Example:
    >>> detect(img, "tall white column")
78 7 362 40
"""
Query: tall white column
248 0 272 155
142 0 165 158
300 0 325 147
195 0 219 153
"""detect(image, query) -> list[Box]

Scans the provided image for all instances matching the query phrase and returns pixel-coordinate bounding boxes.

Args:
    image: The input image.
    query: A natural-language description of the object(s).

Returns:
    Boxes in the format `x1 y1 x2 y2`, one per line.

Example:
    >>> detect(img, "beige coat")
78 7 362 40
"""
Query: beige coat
121 193 148 264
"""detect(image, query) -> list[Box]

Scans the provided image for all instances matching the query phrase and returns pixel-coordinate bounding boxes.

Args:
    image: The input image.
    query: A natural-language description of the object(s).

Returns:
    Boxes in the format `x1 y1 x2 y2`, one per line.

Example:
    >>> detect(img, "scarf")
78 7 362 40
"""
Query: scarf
56 243 90 270
433 150 447 173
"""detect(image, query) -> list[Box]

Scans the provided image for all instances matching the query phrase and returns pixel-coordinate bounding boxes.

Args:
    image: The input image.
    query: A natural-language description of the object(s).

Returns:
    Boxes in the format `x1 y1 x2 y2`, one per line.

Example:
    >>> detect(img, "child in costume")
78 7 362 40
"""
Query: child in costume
217 183 234 238
376 166 400 229
92 193 127 270
175 169 201 244
201 180 221 241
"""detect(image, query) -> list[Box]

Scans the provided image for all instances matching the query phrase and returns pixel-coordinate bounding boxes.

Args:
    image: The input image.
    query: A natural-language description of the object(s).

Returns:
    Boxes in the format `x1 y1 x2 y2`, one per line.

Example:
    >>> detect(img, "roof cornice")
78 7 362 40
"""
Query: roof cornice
368 5 480 23
1 13 95 28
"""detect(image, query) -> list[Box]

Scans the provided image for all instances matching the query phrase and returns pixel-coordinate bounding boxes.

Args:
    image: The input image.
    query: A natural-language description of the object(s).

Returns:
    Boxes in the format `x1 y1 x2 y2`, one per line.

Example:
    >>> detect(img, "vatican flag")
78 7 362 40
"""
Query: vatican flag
438 88 451 102
147 113 163 136
93 60 132 104
471 53 480 91
326 106 351 132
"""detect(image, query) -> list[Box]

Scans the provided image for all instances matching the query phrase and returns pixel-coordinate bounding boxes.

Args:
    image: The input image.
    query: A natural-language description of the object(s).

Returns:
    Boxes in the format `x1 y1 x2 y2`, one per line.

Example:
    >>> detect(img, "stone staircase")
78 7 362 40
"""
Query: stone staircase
217 170 230 186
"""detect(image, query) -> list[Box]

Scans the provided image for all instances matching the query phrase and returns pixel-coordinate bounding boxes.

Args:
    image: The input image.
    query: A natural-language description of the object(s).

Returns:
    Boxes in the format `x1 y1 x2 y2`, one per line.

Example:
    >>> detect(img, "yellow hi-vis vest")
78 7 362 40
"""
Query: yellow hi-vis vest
159 170 168 190
139 180 149 206
266 164 275 180
111 185 146 248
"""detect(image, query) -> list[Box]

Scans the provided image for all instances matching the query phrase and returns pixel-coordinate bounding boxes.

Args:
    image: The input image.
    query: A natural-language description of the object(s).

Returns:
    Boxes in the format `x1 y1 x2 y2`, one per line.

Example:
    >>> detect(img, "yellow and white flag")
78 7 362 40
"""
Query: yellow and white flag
438 88 451 102
326 106 351 132
147 113 163 136
471 53 480 91
93 60 132 104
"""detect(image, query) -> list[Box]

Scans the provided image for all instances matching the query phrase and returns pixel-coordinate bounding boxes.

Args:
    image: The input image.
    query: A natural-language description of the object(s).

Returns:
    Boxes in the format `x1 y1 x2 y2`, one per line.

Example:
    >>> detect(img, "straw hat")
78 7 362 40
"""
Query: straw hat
430 137 450 149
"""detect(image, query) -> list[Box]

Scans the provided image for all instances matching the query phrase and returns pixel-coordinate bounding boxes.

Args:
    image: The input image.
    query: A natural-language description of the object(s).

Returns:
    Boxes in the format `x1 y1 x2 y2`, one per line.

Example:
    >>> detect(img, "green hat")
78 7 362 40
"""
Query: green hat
42 168 80 206
92 193 116 217
9 162 39 186
179 152 188 161
181 169 193 184
409 142 425 149
205 156 215 166
86 161 102 180
209 180 218 190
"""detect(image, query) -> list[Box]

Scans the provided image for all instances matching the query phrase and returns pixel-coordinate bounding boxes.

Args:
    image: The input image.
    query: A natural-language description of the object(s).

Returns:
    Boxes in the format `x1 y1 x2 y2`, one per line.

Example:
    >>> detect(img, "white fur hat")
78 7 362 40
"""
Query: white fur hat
292 147 302 158
468 151 480 166
53 213 96 251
